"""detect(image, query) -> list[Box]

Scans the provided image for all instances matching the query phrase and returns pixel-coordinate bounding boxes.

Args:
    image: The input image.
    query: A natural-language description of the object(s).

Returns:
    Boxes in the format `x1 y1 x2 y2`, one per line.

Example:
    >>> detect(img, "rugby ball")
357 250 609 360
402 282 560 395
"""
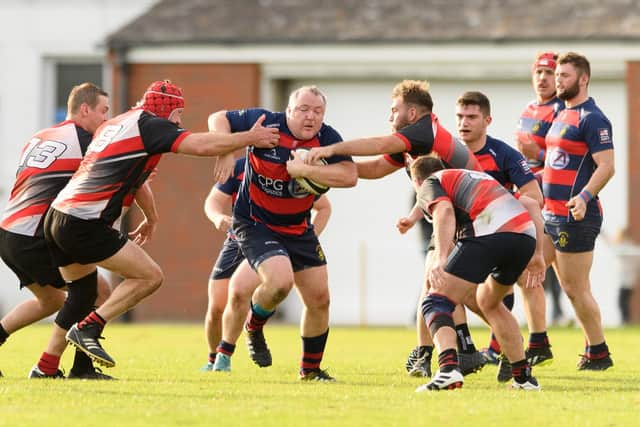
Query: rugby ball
292 148 329 195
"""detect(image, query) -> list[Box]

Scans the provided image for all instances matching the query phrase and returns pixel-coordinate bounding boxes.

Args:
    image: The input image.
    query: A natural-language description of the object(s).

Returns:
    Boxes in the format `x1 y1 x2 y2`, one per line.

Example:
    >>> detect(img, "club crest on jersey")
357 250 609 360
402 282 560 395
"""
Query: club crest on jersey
548 148 570 170
532 122 541 133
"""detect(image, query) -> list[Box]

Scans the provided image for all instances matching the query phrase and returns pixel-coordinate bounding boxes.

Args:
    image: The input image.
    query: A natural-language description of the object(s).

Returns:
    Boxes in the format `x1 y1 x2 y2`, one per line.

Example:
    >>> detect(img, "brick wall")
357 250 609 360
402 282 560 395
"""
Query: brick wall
627 62 640 242
115 63 260 321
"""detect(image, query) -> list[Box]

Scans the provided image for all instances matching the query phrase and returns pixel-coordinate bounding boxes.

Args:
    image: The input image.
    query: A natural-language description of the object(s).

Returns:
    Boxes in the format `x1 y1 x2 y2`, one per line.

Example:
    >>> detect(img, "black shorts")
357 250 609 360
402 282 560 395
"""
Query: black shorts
544 216 601 253
233 219 327 272
210 236 245 280
44 209 128 266
446 232 536 286
0 228 65 289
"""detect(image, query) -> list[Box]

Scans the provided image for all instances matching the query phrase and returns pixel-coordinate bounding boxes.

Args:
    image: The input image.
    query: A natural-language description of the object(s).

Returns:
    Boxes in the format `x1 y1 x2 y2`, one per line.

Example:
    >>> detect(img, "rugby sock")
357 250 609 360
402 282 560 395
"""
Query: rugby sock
208 352 217 364
37 352 60 376
455 323 476 353
511 359 532 383
437 348 459 373
587 342 610 360
489 334 502 354
78 311 107 331
300 329 329 373
70 350 93 375
0 322 9 345
527 332 549 350
245 302 274 332
216 340 236 357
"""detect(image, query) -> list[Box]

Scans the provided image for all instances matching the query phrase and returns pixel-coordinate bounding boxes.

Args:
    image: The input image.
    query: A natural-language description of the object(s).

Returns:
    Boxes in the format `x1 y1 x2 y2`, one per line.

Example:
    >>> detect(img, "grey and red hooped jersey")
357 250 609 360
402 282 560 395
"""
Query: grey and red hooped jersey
52 109 189 225
418 169 536 240
1 120 91 237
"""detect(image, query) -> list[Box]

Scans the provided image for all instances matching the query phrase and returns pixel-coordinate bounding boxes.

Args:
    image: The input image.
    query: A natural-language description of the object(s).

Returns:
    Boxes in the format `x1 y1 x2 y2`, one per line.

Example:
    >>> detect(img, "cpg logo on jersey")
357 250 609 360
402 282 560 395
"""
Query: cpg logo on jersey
548 147 570 170
257 174 285 196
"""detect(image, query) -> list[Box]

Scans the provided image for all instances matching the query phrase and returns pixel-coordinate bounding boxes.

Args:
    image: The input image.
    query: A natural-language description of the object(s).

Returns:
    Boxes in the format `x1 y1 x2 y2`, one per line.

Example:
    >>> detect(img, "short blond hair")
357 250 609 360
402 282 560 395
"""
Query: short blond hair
391 80 433 112
67 82 108 115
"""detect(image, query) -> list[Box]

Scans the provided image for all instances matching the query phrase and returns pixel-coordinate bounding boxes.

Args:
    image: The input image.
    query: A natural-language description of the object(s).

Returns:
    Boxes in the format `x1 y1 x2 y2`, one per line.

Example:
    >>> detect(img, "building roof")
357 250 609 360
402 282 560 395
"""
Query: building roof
108 0 640 48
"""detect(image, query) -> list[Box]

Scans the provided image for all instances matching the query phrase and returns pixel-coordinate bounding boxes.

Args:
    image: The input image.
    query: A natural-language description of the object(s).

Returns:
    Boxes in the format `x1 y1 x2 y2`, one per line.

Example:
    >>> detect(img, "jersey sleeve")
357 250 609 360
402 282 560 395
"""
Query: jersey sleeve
226 108 271 132
138 113 190 155
394 115 434 154
582 113 614 154
505 146 536 189
383 152 405 167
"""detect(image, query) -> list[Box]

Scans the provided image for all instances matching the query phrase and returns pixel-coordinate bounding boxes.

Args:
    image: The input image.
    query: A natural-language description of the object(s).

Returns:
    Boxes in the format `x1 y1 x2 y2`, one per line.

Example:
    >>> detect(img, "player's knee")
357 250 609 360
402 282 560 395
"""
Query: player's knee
421 293 456 336
55 271 99 330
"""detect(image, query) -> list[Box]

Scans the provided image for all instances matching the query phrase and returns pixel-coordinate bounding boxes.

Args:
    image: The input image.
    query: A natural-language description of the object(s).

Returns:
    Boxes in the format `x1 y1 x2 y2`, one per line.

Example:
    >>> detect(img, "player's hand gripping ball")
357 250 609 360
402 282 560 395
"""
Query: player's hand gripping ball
292 148 329 195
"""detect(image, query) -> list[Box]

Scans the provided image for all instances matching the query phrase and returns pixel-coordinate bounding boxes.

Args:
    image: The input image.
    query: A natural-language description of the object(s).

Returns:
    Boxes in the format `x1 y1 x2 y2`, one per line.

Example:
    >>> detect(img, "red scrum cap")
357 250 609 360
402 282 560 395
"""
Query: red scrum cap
532 52 558 71
142 80 185 119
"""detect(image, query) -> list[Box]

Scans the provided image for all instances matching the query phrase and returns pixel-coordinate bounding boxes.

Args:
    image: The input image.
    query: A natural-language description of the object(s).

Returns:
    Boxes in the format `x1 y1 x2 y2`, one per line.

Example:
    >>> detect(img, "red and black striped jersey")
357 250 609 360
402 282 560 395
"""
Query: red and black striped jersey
417 169 535 240
227 108 350 236
542 97 613 221
1 120 91 237
52 109 190 225
386 113 482 173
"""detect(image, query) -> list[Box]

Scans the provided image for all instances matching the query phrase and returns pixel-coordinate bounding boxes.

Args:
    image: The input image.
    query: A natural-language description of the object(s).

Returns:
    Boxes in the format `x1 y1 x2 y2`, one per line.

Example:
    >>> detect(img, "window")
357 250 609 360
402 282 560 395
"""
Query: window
54 63 102 122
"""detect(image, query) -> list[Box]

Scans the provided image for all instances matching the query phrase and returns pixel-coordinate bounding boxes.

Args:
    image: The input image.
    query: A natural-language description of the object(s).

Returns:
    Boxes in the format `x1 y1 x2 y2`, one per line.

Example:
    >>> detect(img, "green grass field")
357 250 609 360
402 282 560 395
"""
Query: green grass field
0 323 638 426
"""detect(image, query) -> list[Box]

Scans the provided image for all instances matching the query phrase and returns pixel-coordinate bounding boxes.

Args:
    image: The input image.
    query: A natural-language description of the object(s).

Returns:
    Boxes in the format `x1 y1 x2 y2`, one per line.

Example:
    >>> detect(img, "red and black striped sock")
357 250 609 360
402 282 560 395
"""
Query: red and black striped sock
245 303 274 332
37 352 60 376
511 359 532 382
300 329 329 374
216 340 236 357
438 348 459 373
587 342 610 359
78 310 106 330
528 331 549 349
489 334 501 354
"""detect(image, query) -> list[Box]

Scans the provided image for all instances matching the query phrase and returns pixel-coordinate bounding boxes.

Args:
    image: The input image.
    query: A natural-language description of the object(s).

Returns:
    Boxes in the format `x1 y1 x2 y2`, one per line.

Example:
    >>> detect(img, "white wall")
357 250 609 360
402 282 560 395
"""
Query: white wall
0 0 157 317
278 77 627 327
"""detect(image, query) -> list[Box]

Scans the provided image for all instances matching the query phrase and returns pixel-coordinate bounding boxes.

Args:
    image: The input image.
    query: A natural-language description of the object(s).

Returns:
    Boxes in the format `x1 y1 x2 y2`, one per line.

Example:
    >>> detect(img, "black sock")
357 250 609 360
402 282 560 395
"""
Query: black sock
455 323 476 353
0 323 9 346
301 329 329 373
588 342 610 359
438 348 459 372
511 359 532 383
70 349 94 374
528 332 549 349
208 352 217 364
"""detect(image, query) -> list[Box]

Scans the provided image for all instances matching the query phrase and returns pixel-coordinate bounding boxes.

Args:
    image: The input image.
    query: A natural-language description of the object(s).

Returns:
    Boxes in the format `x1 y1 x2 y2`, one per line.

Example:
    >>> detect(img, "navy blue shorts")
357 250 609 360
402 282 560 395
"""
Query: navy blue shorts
210 236 245 280
44 209 128 266
232 219 326 272
446 232 536 286
0 228 65 289
545 216 601 253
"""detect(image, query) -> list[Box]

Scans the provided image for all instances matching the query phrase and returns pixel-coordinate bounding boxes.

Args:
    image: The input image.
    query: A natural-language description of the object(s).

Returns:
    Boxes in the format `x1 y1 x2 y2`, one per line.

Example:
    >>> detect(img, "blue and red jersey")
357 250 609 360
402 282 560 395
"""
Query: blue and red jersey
227 108 351 236
543 97 613 221
473 136 535 190
516 97 564 173
216 158 245 207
